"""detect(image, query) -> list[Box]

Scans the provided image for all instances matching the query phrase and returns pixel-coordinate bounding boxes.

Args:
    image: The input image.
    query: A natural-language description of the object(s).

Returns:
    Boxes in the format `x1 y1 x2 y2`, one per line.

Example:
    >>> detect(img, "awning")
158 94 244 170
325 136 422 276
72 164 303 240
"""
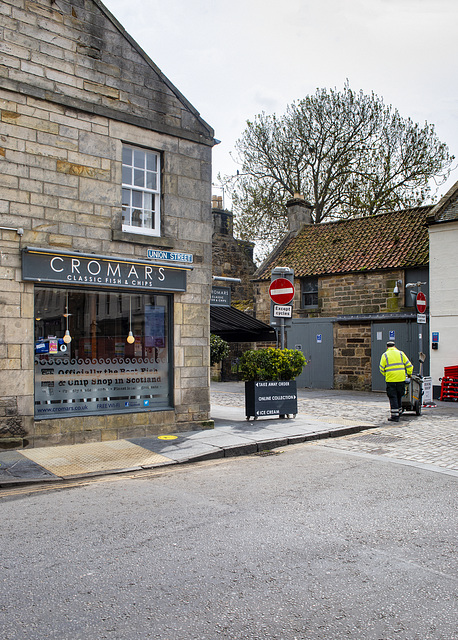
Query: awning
210 306 276 342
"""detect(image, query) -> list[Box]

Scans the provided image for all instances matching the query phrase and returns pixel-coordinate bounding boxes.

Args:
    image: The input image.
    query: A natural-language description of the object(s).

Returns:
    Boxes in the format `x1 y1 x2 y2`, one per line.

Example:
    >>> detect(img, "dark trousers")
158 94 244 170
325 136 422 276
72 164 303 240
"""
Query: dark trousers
386 381 406 419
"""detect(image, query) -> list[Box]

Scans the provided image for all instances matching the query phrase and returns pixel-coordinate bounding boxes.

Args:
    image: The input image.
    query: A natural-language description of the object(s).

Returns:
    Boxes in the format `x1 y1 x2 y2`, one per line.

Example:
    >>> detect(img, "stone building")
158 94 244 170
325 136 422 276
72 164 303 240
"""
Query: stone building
253 198 431 391
211 195 256 311
0 0 215 448
210 197 274 379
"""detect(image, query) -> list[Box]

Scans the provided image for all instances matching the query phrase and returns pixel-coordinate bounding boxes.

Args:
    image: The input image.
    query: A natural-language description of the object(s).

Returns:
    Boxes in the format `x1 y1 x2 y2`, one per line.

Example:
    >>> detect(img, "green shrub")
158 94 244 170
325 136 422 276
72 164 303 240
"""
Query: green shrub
238 348 306 381
210 334 230 366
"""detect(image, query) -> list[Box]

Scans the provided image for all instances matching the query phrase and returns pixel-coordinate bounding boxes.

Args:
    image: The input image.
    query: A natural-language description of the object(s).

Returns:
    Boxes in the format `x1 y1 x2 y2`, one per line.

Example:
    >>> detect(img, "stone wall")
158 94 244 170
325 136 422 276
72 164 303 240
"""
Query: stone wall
254 269 405 391
255 270 404 324
211 204 258 379
334 323 372 391
211 205 256 309
0 0 214 447
319 271 404 316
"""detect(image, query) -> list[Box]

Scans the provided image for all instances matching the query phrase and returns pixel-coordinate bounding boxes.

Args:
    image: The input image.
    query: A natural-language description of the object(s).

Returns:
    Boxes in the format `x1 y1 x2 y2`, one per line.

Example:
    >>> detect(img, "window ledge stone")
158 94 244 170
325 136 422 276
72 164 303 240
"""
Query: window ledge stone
112 230 175 248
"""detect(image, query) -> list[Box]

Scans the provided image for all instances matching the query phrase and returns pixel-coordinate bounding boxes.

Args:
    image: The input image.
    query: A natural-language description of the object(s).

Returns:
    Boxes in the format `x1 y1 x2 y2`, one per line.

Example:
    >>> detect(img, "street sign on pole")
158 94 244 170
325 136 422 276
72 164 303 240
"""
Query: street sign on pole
273 304 292 318
416 291 426 313
270 268 294 347
269 278 295 305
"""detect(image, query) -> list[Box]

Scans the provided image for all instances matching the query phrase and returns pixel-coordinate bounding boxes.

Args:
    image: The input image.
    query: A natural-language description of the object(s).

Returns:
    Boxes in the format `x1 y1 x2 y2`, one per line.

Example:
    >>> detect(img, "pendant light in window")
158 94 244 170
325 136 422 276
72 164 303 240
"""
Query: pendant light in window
127 296 135 344
63 292 72 344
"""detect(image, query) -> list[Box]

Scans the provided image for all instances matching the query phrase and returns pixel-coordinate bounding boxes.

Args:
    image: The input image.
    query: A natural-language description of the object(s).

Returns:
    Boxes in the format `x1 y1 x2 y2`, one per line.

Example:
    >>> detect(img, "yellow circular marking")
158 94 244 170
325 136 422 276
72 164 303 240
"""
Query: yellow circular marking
158 435 178 440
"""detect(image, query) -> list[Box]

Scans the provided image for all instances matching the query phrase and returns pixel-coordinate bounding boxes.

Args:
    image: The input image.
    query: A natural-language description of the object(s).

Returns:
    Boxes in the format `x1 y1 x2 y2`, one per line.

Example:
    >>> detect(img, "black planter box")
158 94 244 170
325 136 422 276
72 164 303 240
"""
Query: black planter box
245 380 297 419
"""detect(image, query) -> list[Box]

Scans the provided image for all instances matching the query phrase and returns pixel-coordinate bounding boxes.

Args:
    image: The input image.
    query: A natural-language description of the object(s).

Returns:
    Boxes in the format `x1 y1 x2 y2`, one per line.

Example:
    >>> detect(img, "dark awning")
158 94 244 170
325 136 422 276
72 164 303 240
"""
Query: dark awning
210 306 276 342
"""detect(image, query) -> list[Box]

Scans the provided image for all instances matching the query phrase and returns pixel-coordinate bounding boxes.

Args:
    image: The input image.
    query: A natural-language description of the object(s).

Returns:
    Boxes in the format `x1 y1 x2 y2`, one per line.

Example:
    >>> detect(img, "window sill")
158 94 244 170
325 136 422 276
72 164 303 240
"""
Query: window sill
112 229 175 248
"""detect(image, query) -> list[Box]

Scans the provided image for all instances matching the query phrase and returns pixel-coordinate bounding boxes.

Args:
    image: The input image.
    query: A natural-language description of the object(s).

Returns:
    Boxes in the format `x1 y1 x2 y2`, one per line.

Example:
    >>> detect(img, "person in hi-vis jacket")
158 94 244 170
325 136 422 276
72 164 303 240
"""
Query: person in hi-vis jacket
379 341 413 422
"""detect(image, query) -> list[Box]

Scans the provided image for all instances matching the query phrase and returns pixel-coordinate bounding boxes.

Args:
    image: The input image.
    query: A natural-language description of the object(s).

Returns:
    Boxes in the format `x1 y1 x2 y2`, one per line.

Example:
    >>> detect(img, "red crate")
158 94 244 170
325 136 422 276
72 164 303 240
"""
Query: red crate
444 365 458 378
440 377 458 401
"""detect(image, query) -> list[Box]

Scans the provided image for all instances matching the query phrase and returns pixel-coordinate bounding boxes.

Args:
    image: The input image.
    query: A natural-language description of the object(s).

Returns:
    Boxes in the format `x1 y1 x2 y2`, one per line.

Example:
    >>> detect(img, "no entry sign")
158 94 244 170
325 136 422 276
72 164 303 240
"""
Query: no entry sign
269 278 295 305
416 291 427 313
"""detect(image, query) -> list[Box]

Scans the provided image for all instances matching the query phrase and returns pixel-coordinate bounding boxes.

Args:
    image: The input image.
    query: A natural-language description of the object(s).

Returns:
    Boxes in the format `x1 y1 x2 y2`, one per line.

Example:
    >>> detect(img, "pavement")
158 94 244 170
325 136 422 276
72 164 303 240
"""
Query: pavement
1 382 457 487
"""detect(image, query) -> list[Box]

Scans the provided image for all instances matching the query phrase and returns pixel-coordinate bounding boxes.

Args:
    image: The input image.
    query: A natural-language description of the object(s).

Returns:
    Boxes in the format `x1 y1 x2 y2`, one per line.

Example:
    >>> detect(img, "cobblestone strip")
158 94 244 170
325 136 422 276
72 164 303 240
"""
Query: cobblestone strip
212 390 458 472
321 418 458 471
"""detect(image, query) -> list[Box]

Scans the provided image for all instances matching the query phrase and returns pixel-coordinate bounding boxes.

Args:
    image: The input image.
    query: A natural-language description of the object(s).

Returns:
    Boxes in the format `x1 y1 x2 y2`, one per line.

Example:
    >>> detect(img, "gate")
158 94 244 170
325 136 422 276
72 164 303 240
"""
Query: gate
371 320 429 391
287 319 334 389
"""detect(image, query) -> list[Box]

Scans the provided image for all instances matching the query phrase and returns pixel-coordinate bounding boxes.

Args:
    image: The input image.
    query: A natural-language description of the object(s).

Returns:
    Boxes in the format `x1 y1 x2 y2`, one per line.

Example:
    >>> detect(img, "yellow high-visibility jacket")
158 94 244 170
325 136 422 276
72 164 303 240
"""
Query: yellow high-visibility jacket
379 347 413 382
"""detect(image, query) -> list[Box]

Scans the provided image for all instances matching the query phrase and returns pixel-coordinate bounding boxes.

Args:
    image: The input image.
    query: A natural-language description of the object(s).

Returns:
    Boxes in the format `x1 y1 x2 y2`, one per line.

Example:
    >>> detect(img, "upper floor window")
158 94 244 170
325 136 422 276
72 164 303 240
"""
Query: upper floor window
301 276 318 309
122 146 160 236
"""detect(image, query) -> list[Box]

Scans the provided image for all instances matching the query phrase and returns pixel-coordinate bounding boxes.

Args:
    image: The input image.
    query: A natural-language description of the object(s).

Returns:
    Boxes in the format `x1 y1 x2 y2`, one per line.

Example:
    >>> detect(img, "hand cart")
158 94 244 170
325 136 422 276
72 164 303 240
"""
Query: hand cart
401 374 423 416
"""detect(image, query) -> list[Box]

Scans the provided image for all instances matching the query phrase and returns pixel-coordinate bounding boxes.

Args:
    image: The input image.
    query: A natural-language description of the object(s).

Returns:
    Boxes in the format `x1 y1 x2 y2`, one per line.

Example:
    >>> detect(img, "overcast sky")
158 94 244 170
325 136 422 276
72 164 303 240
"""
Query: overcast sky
102 0 458 206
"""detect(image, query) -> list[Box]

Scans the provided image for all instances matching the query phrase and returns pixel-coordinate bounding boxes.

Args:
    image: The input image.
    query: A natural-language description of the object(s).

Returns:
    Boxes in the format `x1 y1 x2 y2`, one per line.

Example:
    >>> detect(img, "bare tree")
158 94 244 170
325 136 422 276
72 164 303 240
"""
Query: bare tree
225 83 454 256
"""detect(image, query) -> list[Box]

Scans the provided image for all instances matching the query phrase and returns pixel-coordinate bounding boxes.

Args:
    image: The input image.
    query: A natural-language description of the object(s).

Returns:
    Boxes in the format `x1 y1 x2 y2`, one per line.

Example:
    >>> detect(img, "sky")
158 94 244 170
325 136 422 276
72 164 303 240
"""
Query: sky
102 0 458 208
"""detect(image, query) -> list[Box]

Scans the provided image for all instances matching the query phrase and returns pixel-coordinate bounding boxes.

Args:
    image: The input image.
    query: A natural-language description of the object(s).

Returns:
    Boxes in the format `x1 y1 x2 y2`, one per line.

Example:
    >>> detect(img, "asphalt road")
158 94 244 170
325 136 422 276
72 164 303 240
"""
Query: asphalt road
1 443 456 640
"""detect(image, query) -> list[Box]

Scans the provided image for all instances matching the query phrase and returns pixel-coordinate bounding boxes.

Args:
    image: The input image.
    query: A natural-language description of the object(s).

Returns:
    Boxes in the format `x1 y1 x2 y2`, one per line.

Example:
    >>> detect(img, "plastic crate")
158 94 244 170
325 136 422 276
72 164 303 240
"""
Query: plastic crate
444 365 458 378
440 377 458 401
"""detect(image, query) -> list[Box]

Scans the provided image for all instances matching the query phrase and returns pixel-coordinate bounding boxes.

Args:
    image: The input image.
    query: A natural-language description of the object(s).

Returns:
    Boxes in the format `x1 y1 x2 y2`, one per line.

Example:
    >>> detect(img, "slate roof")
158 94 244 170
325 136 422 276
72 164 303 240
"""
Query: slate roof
254 206 431 281
427 180 458 223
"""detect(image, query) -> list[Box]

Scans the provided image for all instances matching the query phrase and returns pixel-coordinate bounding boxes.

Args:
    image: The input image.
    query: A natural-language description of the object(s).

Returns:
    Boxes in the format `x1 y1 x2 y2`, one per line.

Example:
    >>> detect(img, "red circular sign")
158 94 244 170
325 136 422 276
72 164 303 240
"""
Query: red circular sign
416 291 427 313
269 278 295 305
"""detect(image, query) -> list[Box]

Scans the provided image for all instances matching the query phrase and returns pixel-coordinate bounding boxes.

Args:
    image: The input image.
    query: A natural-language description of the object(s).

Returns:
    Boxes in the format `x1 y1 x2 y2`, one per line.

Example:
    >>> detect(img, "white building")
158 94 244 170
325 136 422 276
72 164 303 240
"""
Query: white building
427 181 458 398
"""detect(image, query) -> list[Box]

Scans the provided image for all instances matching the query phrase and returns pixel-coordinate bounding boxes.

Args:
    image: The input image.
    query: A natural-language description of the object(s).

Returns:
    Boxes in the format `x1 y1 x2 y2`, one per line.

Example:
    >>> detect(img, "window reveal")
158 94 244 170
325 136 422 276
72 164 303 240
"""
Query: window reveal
34 287 172 419
301 277 318 308
122 145 160 236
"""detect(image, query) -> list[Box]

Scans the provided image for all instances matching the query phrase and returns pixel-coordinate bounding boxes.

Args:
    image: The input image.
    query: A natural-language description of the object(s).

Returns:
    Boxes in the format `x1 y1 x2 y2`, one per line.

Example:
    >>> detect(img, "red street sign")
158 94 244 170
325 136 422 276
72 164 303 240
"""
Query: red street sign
269 278 295 305
416 291 427 313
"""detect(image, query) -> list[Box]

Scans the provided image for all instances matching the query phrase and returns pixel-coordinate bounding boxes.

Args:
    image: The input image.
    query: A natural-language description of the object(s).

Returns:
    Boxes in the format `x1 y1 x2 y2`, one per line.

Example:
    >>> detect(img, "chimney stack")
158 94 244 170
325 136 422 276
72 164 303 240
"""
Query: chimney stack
212 195 223 209
286 194 313 233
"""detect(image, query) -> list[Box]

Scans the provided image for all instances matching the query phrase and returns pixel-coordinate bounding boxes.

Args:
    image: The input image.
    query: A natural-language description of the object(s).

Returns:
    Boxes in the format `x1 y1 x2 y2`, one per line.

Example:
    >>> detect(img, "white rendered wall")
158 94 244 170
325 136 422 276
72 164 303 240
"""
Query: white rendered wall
428 221 458 387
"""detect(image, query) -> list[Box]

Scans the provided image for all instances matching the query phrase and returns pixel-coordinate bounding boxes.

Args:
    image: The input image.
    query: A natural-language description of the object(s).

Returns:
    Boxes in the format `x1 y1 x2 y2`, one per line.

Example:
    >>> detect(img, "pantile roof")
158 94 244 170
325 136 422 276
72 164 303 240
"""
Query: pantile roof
254 206 431 281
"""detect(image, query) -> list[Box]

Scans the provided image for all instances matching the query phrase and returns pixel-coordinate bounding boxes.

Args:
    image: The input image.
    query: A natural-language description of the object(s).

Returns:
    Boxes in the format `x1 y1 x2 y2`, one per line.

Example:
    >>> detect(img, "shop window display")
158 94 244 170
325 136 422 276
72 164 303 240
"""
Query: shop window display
34 287 171 418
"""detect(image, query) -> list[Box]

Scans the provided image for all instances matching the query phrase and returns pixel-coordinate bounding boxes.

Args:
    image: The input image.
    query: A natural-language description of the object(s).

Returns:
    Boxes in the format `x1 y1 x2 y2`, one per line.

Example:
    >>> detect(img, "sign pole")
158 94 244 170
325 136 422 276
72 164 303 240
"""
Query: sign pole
418 285 423 376
269 269 295 349
407 281 427 376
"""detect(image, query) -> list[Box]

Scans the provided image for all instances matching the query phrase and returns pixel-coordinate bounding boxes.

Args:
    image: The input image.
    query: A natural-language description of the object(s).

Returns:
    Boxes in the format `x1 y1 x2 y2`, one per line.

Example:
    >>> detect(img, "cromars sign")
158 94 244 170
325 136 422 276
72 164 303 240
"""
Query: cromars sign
22 248 191 292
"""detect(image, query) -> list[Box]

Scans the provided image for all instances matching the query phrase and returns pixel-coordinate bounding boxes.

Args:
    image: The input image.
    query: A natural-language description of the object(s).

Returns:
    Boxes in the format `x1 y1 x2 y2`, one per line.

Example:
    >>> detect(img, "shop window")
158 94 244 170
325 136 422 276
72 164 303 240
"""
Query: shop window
301 277 318 309
34 287 172 419
122 145 161 236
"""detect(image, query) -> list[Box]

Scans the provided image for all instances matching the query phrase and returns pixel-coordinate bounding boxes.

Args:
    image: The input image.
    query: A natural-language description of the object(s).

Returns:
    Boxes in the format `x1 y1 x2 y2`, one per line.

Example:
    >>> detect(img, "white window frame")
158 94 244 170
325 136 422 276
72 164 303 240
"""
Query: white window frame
122 145 161 237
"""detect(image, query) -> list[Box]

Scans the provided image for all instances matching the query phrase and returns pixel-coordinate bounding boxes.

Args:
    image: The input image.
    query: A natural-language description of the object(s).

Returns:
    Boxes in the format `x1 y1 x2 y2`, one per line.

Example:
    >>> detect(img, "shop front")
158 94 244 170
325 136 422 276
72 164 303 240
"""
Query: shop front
23 247 193 441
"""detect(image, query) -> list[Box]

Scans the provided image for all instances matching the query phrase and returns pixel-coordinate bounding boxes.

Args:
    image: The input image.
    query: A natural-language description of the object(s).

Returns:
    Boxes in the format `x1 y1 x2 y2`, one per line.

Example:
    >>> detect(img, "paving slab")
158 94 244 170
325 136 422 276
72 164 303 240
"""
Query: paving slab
128 437 224 462
0 450 58 484
21 440 172 478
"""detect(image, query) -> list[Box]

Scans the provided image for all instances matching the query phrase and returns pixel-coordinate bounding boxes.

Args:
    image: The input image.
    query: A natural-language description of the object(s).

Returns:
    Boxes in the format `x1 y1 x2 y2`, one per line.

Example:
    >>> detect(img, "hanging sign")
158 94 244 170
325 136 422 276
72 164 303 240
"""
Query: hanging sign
210 286 231 307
